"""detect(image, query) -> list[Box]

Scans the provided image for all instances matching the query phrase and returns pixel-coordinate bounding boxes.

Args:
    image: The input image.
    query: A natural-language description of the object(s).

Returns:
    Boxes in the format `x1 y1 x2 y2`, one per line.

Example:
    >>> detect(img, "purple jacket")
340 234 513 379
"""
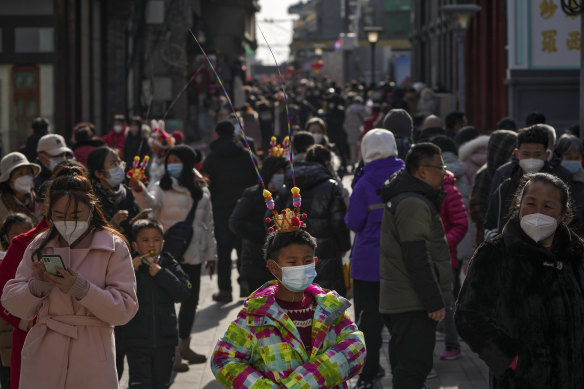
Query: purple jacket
345 157 405 282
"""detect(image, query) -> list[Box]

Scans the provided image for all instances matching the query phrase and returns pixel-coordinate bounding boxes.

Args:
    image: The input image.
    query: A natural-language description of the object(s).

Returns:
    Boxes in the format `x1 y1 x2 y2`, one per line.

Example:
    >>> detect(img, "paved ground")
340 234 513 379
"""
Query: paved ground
120 268 489 389
120 173 489 388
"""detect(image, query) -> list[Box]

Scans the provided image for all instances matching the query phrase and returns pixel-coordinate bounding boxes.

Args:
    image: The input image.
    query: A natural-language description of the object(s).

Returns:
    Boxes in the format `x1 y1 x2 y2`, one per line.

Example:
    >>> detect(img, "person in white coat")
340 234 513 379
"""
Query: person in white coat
129 144 217 371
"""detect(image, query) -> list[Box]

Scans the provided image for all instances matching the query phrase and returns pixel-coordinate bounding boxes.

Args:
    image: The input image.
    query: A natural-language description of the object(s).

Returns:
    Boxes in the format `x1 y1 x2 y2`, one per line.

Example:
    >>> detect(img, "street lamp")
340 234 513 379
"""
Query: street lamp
364 26 383 85
441 4 481 112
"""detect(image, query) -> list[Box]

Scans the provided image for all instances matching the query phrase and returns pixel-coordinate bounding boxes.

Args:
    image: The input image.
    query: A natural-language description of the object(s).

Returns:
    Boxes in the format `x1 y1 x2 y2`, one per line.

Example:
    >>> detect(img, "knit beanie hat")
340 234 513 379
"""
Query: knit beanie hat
166 145 196 171
361 129 398 164
382 109 413 139
455 126 479 146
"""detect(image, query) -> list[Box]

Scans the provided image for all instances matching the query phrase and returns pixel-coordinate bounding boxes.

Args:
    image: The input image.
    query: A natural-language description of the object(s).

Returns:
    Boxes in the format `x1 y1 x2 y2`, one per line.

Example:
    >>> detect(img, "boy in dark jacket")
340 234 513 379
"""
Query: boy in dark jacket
119 219 192 388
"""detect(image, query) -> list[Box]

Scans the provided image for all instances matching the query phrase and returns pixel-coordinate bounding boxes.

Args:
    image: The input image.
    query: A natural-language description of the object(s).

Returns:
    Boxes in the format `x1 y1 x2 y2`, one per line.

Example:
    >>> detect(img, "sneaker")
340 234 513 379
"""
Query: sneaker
427 368 438 379
440 346 462 360
352 377 374 389
212 290 233 303
375 365 385 378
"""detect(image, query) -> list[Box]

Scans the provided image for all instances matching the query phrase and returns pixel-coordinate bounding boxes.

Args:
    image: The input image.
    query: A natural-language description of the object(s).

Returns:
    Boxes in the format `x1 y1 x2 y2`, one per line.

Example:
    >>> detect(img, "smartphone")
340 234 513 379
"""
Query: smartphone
41 254 66 277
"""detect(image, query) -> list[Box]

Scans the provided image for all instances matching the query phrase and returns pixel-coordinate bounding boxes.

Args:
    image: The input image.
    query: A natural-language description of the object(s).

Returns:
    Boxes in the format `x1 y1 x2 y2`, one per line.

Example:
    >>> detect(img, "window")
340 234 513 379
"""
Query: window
14 27 54 53
0 1 53 15
11 66 40 151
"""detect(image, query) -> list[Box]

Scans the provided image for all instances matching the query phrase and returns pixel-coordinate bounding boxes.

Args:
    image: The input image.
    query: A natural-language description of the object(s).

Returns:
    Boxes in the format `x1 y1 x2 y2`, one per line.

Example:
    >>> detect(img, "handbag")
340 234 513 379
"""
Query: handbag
163 199 197 260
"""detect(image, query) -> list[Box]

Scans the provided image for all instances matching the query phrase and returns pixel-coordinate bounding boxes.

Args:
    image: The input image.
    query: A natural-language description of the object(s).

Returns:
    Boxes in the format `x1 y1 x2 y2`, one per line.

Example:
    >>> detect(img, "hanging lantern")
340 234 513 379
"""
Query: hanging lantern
285 66 295 75
311 60 324 74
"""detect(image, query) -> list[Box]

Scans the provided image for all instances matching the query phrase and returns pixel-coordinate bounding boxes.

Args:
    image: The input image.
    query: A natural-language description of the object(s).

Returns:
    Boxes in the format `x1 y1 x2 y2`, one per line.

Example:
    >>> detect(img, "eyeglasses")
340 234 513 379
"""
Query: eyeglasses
423 164 447 173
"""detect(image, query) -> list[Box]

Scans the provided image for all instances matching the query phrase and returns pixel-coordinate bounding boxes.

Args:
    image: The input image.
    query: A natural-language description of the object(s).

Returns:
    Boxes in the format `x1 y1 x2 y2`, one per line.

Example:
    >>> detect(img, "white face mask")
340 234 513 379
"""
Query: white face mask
105 165 125 187
113 125 124 134
520 213 558 243
49 156 66 172
13 175 34 194
54 213 91 246
312 133 324 144
519 158 545 174
274 262 317 292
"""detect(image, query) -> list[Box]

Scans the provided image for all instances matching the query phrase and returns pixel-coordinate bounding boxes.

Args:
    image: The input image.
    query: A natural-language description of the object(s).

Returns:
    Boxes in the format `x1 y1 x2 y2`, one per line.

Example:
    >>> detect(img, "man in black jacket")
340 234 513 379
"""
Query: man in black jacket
484 125 572 238
201 121 258 303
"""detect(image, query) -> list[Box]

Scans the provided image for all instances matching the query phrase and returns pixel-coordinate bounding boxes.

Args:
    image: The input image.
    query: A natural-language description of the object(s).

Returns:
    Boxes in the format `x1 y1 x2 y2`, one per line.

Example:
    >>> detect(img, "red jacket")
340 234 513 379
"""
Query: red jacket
361 112 381 139
101 128 127 155
440 172 468 268
0 219 47 389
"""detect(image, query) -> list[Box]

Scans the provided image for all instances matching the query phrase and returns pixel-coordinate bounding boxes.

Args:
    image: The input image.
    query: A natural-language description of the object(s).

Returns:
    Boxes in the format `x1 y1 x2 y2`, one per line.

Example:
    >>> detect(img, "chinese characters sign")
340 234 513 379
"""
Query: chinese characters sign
530 0 580 68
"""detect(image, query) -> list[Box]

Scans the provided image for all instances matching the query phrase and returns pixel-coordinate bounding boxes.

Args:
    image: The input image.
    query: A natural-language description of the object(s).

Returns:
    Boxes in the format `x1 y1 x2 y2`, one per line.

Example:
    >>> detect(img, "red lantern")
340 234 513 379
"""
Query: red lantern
285 66 295 75
311 60 324 74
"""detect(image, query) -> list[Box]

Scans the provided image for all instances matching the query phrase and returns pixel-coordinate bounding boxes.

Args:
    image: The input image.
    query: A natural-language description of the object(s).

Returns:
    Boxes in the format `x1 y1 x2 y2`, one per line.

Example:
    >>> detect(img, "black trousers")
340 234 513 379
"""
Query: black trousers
213 208 241 292
178 263 202 339
127 345 174 389
382 311 437 389
115 326 125 380
353 280 383 380
0 359 9 389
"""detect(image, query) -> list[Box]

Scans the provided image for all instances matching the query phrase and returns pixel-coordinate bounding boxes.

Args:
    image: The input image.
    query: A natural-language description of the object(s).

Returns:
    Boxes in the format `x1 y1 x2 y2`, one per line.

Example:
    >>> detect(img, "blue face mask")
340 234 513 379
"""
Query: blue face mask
105 165 125 187
562 160 582 174
167 163 183 178
275 262 317 292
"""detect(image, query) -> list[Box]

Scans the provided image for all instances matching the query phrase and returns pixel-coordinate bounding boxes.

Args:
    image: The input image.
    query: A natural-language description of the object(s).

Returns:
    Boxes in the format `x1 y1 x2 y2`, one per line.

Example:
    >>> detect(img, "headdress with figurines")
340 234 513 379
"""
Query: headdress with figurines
190 30 307 235
148 120 175 150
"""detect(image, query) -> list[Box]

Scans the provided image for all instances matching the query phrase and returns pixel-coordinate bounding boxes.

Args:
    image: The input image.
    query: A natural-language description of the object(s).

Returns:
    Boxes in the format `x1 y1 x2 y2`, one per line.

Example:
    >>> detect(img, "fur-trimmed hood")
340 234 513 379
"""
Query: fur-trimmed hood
458 135 489 162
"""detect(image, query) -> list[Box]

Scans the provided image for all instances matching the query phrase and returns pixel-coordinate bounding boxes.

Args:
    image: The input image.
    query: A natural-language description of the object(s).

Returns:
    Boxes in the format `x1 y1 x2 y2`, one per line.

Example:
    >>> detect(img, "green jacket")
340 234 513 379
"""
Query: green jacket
379 169 452 314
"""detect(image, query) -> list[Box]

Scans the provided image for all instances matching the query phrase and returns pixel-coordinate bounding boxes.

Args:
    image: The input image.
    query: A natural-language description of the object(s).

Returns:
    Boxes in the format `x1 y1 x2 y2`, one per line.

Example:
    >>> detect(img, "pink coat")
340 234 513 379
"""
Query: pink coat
1 229 138 389
440 172 468 268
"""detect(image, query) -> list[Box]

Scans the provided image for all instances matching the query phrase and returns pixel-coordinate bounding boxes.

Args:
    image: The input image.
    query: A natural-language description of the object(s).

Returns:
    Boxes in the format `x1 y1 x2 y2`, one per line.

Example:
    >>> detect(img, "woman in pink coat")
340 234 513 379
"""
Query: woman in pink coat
439 170 468 360
1 172 138 389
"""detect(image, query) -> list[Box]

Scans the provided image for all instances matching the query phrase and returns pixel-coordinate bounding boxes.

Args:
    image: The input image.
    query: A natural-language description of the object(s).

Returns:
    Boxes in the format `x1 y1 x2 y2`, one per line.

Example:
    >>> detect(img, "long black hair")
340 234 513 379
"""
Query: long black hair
32 170 128 261
87 146 116 181
159 145 202 201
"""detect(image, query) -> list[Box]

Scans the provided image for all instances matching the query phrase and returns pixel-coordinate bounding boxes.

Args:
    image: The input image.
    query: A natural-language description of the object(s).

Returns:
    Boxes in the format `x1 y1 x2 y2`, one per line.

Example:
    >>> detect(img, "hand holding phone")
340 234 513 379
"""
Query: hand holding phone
41 255 66 278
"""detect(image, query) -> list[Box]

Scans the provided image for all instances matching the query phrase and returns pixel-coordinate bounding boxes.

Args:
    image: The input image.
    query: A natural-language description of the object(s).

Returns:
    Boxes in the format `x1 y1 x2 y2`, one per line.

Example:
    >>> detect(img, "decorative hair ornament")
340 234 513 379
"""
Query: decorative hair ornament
268 136 289 158
264 187 307 233
127 155 150 184
190 29 306 234
149 120 175 149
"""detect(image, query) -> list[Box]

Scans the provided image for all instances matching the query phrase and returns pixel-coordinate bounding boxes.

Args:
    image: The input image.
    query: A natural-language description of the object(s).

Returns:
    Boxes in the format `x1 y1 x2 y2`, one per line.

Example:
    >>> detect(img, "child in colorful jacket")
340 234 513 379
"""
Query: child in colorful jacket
211 229 366 388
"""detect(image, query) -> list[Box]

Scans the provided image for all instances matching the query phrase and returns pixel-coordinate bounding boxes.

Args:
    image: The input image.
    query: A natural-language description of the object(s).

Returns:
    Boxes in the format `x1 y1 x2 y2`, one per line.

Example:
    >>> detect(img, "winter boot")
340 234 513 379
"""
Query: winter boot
173 346 189 372
179 336 207 364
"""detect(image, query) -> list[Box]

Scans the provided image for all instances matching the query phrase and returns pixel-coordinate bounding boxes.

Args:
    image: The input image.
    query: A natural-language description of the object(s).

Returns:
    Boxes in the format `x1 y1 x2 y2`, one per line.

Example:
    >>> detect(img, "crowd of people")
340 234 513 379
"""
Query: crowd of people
0 76 581 389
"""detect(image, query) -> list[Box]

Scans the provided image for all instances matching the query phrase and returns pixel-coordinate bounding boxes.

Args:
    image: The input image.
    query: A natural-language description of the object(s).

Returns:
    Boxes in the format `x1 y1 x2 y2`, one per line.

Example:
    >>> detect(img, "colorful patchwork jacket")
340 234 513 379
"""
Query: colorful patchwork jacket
211 281 366 388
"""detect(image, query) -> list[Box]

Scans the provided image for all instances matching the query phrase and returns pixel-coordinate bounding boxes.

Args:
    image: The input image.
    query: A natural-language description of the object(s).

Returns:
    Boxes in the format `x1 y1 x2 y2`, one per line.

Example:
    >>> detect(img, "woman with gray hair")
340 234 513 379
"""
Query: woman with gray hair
555 133 584 236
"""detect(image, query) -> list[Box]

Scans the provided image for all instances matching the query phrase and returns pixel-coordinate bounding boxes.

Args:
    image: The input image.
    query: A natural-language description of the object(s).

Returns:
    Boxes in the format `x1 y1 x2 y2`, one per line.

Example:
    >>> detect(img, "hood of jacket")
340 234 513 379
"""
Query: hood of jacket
459 135 489 162
381 169 445 211
287 161 332 191
487 130 518 176
209 136 248 159
354 157 405 189
243 281 350 321
443 152 465 179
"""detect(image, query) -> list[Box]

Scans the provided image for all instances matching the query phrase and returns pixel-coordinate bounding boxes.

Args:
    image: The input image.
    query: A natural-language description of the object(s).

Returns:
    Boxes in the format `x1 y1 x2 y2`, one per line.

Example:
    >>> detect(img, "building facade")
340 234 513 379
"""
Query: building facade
289 0 411 84
0 0 259 154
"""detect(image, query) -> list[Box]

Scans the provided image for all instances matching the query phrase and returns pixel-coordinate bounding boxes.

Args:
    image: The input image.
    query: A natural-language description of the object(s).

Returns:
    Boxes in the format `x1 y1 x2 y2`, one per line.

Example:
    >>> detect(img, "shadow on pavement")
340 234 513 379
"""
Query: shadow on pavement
191 299 244 334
